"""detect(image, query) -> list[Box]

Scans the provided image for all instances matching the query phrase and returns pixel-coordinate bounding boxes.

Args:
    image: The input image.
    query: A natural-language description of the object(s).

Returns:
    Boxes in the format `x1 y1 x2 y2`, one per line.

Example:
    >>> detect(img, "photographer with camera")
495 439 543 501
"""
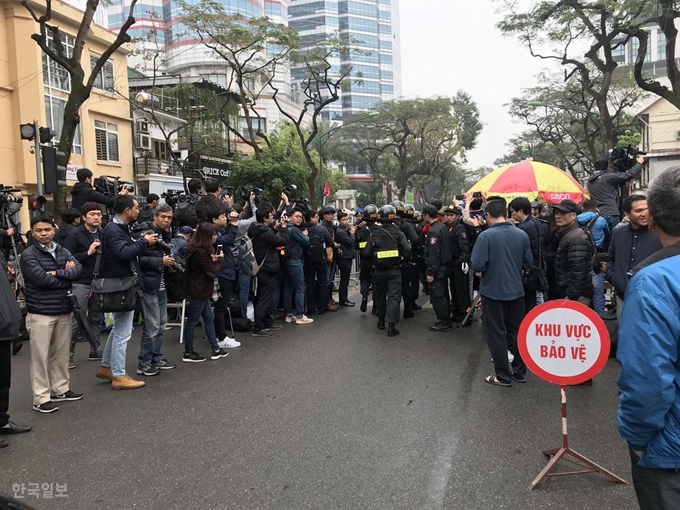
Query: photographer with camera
588 154 645 235
95 195 157 390
132 204 177 376
232 193 258 319
175 178 204 229
137 194 159 225
195 178 231 222
62 203 105 367
282 208 313 324
71 168 127 212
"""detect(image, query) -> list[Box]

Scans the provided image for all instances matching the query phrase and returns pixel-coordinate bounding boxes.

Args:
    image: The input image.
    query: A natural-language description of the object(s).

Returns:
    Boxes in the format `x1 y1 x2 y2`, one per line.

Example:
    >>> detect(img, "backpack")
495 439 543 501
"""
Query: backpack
175 194 200 227
237 234 266 276
306 229 326 265
580 215 598 258
370 227 401 270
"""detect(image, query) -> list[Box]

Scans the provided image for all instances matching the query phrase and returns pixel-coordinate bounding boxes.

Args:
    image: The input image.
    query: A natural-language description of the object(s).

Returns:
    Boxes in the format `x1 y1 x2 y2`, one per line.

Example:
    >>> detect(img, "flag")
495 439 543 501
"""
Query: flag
323 182 330 197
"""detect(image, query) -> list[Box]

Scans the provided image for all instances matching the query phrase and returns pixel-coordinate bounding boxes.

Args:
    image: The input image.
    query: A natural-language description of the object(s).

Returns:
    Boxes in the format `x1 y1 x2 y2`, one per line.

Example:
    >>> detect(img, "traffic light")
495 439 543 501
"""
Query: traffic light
28 194 46 213
41 146 67 195
39 127 57 144
19 123 36 141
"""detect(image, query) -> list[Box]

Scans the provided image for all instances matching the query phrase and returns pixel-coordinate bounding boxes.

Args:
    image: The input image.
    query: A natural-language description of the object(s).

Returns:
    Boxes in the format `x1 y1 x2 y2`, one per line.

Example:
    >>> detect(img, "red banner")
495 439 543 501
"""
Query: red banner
323 182 330 197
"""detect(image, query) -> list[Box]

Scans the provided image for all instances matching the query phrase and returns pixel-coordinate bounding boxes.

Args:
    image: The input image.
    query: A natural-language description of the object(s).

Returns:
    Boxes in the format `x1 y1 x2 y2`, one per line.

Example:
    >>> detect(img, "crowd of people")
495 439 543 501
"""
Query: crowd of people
0 161 678 510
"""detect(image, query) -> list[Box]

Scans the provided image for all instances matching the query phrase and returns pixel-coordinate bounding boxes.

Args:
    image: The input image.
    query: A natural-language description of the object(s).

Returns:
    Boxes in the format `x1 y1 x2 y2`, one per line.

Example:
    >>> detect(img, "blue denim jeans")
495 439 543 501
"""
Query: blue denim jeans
592 272 606 312
283 263 306 318
102 310 134 377
139 290 167 366
238 271 250 318
182 298 219 354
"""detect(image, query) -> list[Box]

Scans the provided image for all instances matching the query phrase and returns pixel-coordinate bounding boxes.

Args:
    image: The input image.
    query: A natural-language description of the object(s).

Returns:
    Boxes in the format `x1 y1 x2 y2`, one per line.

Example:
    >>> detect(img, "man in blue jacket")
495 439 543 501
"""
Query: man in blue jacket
96 195 158 390
283 207 313 324
618 166 680 509
20 214 83 413
577 199 610 312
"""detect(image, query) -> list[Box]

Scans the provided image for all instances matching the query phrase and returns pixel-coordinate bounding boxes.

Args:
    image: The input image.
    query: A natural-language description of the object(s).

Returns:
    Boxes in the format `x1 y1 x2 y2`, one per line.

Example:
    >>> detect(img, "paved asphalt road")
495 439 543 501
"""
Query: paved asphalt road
2 291 638 510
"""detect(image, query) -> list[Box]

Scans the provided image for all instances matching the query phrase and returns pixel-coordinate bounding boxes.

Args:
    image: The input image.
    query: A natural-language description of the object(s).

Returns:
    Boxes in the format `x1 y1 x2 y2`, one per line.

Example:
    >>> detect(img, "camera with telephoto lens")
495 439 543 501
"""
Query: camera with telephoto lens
93 175 135 196
161 189 184 209
609 145 646 172
241 187 263 203
144 230 185 273
0 185 24 204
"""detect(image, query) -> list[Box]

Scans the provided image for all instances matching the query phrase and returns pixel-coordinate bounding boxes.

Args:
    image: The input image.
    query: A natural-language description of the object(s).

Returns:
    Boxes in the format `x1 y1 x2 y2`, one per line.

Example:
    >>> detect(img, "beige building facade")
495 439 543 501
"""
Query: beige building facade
638 97 680 191
0 0 132 225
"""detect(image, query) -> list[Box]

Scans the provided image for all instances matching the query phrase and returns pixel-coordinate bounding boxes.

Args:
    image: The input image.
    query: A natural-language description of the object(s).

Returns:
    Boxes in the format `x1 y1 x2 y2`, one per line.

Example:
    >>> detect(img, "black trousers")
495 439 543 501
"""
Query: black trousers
429 266 450 322
524 288 537 314
481 296 527 384
337 258 353 304
215 277 236 339
305 260 329 314
409 263 420 305
254 271 276 331
373 268 402 324
0 341 11 427
359 259 372 298
630 447 680 510
401 265 412 313
449 264 471 320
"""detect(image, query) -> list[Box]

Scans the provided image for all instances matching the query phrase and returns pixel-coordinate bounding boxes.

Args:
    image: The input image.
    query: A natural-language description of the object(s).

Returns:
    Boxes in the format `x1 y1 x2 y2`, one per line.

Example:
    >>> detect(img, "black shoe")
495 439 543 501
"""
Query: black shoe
265 324 283 331
136 364 160 376
11 341 22 356
89 350 103 361
411 303 422 311
360 297 368 313
251 329 272 337
51 390 84 402
0 437 6 448
182 351 206 363
571 379 593 387
377 318 385 330
403 310 415 319
341 300 355 307
387 324 400 337
153 359 176 370
33 402 59 413
210 349 229 360
371 307 377 315
0 420 32 435
430 321 452 332
511 373 527 384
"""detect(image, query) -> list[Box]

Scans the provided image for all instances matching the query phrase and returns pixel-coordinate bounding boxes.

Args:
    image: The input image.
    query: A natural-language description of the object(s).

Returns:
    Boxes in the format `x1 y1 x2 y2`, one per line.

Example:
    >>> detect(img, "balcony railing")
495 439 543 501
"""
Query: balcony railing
135 157 183 177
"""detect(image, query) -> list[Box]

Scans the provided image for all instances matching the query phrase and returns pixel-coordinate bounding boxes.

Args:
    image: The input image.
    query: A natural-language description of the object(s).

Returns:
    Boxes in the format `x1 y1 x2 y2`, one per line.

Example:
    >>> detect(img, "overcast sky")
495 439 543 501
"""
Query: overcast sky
399 0 549 170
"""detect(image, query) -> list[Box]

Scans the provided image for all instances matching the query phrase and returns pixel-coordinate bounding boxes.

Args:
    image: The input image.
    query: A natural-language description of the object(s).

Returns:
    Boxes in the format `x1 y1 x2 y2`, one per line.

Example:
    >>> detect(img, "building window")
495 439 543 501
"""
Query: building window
42 33 74 93
612 40 625 63
153 139 169 160
94 120 119 162
90 54 115 92
658 31 667 61
44 95 82 155
239 116 267 138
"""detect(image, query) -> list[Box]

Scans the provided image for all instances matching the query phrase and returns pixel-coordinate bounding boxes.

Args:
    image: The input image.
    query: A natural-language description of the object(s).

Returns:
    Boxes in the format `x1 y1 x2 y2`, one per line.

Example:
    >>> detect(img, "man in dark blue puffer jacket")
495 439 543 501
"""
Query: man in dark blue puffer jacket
20 214 83 414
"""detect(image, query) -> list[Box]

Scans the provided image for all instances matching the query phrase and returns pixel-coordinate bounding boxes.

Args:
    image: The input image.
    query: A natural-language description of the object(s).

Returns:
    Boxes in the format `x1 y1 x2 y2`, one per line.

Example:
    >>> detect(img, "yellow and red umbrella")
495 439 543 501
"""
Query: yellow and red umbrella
468 160 589 204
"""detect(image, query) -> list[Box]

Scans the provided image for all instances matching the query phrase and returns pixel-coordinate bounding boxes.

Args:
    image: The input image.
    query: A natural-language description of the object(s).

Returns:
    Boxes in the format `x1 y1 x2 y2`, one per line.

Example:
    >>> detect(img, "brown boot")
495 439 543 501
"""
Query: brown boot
96 366 113 382
111 374 146 391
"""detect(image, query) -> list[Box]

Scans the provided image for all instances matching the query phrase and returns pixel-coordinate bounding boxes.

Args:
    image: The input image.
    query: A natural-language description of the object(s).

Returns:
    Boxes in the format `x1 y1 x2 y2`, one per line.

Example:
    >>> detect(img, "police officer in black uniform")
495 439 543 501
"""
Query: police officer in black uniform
443 207 471 323
404 204 423 310
367 205 411 337
423 204 452 331
391 201 418 319
355 204 380 313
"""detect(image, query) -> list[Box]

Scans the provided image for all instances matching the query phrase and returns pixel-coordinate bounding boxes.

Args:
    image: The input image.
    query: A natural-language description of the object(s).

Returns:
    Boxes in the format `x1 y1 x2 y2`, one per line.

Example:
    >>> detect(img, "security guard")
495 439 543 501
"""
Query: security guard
355 204 380 313
405 204 423 310
366 205 410 337
413 210 428 296
443 207 471 323
423 204 452 331
391 201 418 319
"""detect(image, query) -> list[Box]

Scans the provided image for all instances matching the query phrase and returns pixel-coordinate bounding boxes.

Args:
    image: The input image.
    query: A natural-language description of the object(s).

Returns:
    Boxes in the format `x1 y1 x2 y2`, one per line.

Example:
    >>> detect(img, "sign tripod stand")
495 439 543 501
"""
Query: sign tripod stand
529 385 626 490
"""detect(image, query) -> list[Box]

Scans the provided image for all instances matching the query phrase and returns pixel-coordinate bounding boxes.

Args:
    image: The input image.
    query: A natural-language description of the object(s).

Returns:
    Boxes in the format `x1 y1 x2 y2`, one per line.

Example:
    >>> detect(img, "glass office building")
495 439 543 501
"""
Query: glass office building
289 0 402 120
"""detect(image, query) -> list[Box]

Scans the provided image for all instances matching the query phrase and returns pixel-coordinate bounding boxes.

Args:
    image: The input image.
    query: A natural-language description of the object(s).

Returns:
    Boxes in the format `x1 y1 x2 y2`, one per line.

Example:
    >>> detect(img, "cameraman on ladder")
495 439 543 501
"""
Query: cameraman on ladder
71 168 127 213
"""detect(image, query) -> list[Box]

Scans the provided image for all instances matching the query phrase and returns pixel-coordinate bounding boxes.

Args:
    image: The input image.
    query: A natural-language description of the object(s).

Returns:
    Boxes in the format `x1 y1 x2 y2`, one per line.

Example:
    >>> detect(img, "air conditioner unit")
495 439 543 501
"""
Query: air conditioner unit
136 120 149 134
135 133 151 150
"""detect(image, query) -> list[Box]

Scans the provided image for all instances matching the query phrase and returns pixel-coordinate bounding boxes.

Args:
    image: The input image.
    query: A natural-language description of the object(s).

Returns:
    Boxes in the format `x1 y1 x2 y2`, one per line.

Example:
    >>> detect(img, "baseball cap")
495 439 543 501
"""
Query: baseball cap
551 199 581 214
321 206 336 215
179 226 196 235
530 201 540 209
443 207 461 216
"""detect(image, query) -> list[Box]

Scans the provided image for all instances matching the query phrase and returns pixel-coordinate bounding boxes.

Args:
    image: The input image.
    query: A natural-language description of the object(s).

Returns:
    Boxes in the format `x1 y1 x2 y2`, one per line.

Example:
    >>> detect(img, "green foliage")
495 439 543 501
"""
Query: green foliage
353 181 386 208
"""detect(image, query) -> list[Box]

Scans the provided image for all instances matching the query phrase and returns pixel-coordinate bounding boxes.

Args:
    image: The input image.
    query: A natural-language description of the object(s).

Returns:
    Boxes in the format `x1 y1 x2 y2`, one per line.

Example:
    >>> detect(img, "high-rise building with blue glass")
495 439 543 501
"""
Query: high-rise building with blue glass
288 0 402 120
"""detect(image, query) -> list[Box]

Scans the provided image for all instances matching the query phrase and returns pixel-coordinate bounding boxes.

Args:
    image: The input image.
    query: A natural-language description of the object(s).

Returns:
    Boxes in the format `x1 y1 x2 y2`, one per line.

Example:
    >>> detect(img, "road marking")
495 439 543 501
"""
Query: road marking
424 433 459 510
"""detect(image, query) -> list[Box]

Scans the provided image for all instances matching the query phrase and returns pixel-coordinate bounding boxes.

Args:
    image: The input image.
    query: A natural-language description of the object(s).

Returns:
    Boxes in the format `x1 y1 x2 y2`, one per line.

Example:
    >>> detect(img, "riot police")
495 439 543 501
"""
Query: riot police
391 201 418 319
366 205 411 337
404 204 423 310
355 204 380 313
423 205 452 331
443 207 471 323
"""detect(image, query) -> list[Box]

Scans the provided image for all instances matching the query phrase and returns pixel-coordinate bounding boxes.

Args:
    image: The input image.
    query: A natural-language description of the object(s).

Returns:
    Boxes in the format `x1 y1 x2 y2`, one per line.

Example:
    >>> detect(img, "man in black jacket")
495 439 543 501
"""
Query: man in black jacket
63 202 104 368
606 194 662 323
20 214 83 413
550 200 593 304
510 197 543 312
70 168 127 212
195 178 229 222
304 210 334 316
335 211 356 307
96 195 158 390
443 207 471 322
424 205 453 332
54 208 80 247
132 204 177 376
248 204 289 337
137 193 159 224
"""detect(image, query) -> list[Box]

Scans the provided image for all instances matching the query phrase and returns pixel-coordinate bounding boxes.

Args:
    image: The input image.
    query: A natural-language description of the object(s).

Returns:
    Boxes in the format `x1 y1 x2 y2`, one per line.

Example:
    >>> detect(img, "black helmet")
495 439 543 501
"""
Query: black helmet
391 200 406 216
378 204 397 222
404 204 415 218
413 211 422 222
364 204 379 221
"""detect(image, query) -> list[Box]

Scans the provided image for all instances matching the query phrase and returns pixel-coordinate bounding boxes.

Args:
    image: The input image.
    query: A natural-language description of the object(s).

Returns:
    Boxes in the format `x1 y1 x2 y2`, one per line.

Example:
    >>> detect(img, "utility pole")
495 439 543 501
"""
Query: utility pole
32 120 43 195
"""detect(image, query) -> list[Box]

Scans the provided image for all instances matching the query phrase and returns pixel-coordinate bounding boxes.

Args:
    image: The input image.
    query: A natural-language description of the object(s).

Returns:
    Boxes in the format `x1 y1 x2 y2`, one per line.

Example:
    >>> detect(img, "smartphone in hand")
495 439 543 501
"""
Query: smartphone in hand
216 245 223 256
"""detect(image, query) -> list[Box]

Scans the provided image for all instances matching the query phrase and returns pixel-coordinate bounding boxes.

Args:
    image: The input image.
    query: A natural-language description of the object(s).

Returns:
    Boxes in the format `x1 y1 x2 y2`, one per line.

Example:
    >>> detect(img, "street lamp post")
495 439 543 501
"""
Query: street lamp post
317 111 380 204
526 101 607 157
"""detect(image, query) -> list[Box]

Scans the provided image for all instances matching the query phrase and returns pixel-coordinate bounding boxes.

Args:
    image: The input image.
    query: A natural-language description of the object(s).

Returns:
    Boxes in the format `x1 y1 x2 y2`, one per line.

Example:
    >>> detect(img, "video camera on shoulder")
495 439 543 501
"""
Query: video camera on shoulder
93 175 135 196
161 189 185 209
608 145 646 172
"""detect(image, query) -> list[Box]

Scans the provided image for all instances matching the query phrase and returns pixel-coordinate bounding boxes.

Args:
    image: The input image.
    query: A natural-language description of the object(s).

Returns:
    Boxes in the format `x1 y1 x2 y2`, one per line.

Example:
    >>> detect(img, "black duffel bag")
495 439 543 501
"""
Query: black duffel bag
90 246 141 313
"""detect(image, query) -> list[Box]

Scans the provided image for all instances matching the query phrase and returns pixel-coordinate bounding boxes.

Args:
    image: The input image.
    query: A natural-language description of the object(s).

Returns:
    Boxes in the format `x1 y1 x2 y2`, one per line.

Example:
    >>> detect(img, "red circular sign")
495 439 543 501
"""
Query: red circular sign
518 301 610 385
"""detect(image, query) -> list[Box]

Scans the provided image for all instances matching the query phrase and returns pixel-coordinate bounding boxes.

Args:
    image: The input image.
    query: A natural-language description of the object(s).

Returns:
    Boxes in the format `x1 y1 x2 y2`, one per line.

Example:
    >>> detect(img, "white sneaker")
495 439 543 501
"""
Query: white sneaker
218 336 241 349
285 315 295 323
507 350 515 363
294 315 314 325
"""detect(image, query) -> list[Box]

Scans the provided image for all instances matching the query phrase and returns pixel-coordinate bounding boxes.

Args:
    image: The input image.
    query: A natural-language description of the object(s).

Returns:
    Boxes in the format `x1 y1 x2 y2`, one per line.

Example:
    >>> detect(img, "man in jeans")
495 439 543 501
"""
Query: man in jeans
232 194 257 319
133 204 177 376
283 208 313 324
96 195 158 390
63 202 104 368
304 210 334 316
